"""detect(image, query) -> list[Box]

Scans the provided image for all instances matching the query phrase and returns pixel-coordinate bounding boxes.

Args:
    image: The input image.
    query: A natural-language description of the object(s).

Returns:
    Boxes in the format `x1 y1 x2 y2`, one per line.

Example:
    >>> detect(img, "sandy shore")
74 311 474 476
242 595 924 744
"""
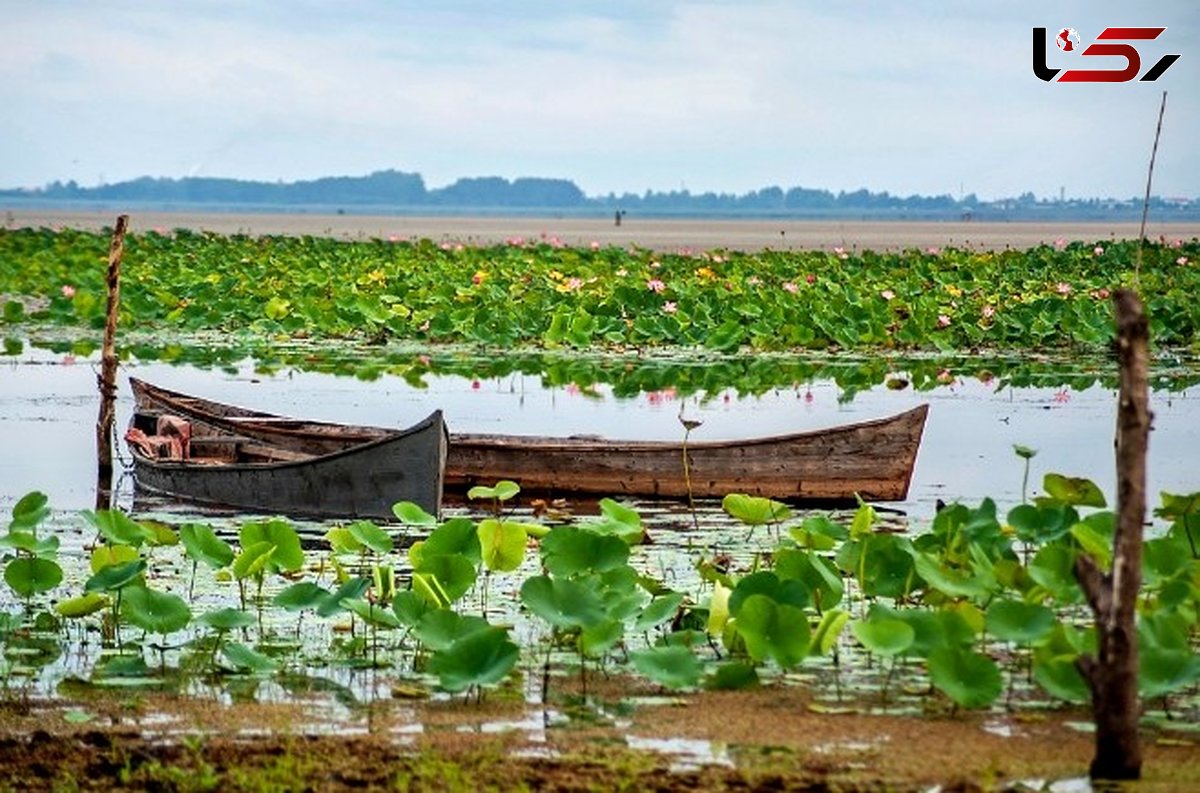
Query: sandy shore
4 207 1198 251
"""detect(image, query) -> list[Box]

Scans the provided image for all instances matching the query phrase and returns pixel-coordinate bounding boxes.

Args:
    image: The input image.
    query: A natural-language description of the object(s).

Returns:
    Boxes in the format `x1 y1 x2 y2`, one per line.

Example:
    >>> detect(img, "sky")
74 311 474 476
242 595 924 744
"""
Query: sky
1 1 1197 201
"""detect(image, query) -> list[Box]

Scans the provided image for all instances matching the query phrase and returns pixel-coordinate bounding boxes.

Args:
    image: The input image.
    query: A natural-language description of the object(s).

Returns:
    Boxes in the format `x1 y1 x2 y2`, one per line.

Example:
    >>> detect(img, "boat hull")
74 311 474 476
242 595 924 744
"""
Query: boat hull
127 408 447 520
129 378 926 504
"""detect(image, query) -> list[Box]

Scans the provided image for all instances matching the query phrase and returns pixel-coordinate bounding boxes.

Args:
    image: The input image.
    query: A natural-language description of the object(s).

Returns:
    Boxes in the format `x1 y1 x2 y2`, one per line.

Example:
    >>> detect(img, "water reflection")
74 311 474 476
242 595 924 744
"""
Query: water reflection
2 341 1198 520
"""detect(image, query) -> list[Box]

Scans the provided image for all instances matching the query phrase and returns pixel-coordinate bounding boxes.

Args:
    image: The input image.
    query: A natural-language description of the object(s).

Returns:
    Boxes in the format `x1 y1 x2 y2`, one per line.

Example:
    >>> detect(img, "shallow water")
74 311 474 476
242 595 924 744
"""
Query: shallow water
2 343 1199 520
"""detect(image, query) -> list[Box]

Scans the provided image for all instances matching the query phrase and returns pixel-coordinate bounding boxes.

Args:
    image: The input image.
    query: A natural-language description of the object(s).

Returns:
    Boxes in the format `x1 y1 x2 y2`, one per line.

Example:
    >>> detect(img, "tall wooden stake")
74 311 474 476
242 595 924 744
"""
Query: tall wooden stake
1075 289 1151 780
95 215 129 510
1135 91 1167 285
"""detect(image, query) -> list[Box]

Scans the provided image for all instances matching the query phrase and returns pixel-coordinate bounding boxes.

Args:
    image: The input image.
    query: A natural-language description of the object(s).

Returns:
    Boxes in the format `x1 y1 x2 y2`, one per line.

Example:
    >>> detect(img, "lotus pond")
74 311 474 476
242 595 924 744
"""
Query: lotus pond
1 338 1199 790
2 226 1200 788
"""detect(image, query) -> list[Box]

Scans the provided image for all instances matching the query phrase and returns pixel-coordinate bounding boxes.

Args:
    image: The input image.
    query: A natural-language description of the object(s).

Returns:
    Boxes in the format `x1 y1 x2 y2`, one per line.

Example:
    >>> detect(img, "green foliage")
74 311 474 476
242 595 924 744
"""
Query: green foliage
121 585 192 635
927 646 1004 708
722 494 792 526
629 645 703 690
179 523 235 569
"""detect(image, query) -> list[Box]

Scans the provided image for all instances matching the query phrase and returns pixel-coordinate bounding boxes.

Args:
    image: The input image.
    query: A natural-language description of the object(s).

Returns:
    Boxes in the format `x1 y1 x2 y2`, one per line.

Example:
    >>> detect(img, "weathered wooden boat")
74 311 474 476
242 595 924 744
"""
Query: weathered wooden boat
130 378 928 503
124 399 447 520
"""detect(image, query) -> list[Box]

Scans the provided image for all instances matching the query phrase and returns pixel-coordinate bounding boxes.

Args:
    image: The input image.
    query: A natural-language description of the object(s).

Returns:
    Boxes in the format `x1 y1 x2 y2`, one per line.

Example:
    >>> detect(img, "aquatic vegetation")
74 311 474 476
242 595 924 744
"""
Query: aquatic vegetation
2 228 1199 355
0 476 1197 718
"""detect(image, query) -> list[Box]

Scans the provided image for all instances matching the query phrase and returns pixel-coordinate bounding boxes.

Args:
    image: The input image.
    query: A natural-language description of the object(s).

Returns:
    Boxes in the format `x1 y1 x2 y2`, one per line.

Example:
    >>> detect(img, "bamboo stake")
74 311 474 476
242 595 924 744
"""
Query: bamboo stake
95 215 129 510
1075 289 1151 780
1135 91 1167 285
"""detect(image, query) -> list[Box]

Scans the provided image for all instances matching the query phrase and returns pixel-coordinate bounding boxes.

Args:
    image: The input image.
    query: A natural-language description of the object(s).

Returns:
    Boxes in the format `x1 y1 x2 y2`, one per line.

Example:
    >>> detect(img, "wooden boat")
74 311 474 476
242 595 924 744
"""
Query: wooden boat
130 378 928 504
124 399 447 520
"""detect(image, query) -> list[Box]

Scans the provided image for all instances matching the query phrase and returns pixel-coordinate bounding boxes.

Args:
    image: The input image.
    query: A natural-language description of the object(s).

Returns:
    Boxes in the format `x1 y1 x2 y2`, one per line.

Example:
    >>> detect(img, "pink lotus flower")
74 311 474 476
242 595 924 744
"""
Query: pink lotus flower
711 254 725 264
1054 237 1068 250
647 278 666 293
1054 388 1071 404
804 390 814 404
61 285 76 298
806 273 816 284
62 354 75 366
439 241 453 250
418 354 431 366
471 380 481 390
1093 245 1104 256
1170 239 1183 248
880 289 895 301
662 301 677 314
833 246 845 256
926 246 940 255
566 383 581 396
1178 256 1190 266
782 282 799 293
1055 282 1072 295
1092 287 1111 300
981 305 996 319
565 277 583 291
937 314 952 328
590 240 601 250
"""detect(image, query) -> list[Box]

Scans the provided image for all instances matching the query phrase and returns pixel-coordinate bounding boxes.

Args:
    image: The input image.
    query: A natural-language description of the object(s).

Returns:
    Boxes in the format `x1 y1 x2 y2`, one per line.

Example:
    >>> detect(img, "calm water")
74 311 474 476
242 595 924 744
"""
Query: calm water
2 343 1199 522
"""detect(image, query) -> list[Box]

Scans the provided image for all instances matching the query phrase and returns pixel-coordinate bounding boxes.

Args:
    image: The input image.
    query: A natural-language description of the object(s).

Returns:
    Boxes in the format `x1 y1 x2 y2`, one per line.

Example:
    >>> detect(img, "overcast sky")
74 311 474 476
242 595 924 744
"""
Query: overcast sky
1 1 1196 200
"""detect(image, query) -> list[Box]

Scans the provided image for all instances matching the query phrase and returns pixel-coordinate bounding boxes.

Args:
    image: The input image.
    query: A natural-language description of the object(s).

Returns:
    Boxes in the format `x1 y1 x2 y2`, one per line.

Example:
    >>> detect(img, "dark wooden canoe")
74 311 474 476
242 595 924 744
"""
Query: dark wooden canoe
125 402 447 520
130 378 928 503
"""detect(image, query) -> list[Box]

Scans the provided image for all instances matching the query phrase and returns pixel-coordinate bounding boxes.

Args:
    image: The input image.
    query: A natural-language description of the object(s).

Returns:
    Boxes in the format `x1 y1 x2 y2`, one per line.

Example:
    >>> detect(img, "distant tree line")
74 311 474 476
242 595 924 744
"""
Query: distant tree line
2 169 1195 219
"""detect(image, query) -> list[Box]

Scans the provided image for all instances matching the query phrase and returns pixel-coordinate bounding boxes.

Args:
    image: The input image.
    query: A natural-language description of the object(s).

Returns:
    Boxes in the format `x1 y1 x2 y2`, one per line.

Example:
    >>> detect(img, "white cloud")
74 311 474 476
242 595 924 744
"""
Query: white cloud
0 0 1195 198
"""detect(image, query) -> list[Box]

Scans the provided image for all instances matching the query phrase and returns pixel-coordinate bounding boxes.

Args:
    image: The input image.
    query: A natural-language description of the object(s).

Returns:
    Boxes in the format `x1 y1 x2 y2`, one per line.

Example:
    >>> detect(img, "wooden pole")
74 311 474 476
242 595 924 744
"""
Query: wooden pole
1074 288 1151 780
95 215 129 510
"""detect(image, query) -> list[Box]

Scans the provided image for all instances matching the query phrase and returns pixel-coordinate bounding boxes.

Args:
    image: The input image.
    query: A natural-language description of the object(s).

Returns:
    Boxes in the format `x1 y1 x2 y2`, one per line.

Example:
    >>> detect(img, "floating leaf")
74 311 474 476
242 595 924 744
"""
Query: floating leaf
85 558 147 593
985 599 1055 645
273 581 331 612
810 609 850 657
239 519 303 573
199 607 255 631
721 493 792 526
343 598 402 629
477 519 527 573
347 520 393 555
540 526 629 577
55 592 109 618
413 609 491 652
928 646 1003 708
706 662 760 691
851 617 915 657
411 518 481 564
232 540 275 581
121 586 192 635
90 544 139 574
317 576 370 618
1042 473 1106 508
411 553 477 606
392 501 438 527
630 646 702 690
10 491 50 532
520 575 606 630
467 480 520 502
734 594 811 668
633 592 684 632
222 642 279 674
83 509 150 547
179 523 234 569
427 626 519 693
